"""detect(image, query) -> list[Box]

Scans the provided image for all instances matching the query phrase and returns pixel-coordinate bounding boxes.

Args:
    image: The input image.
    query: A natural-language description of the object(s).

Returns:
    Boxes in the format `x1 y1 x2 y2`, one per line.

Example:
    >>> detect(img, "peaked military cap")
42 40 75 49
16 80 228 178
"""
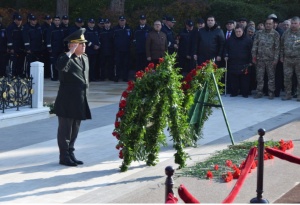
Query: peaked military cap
88 18 95 23
166 16 176 23
14 14 22 21
44 15 51 20
197 18 205 24
64 28 87 43
185 19 193 27
62 15 69 20
140 14 146 20
75 17 83 23
119 15 126 20
29 15 37 20
104 18 110 23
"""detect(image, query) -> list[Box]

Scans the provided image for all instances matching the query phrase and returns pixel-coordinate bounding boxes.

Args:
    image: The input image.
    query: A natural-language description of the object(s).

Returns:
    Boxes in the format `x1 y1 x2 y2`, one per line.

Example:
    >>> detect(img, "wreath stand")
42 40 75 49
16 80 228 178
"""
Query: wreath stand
188 72 235 145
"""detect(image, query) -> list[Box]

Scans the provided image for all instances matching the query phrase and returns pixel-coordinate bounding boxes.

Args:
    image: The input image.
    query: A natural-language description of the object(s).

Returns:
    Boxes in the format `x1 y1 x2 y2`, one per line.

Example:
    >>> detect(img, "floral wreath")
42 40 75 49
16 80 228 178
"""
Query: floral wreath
112 53 225 172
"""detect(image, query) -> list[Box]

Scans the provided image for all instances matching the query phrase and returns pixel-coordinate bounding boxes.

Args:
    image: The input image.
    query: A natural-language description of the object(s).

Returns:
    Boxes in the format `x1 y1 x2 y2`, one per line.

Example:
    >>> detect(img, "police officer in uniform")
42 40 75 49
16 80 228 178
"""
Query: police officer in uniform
178 19 194 76
161 16 178 55
0 14 8 76
61 15 70 52
22 15 43 77
99 18 114 81
69 17 84 34
113 15 132 82
54 28 91 166
84 18 100 81
46 16 65 81
6 14 24 76
133 14 151 71
41 15 53 78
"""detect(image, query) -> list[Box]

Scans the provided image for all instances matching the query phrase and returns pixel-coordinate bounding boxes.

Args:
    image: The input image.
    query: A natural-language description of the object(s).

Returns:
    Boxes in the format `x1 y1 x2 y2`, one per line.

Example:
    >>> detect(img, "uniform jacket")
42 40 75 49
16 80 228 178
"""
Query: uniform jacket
99 27 114 56
46 25 65 53
161 24 176 54
146 30 167 60
178 28 193 57
84 27 100 55
252 29 280 61
193 24 225 62
22 23 43 52
134 24 151 53
280 28 300 59
0 24 7 52
113 24 132 52
6 22 24 52
54 53 91 120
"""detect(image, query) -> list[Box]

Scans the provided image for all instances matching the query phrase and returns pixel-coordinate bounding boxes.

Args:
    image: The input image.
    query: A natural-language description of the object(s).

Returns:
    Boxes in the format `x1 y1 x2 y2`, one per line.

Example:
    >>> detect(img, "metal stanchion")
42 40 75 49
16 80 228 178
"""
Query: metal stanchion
250 128 269 203
165 166 175 202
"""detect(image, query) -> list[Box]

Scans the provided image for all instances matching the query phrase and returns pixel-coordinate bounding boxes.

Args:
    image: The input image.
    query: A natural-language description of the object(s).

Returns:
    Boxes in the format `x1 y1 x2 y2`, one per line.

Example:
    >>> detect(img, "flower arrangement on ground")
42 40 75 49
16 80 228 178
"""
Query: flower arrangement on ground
113 53 225 172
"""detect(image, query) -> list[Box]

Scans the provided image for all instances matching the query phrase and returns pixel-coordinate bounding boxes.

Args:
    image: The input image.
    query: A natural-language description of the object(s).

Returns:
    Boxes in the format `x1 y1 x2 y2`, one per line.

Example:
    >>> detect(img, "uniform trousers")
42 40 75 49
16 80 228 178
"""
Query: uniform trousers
256 60 275 95
57 116 81 160
283 57 300 96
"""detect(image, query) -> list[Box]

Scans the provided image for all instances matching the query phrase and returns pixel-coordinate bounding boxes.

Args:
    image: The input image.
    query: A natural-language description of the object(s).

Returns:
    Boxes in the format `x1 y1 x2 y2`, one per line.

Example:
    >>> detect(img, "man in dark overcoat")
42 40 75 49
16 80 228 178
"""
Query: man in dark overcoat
54 28 92 166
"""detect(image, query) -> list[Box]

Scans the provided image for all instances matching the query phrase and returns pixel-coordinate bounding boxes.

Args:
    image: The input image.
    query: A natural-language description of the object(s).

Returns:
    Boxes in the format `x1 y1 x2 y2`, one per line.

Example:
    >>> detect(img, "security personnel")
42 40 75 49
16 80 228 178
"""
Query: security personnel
133 14 151 71
61 15 70 52
280 16 300 101
46 16 65 81
22 15 43 77
69 17 84 34
99 18 114 81
113 15 132 82
97 18 105 32
178 20 194 76
6 14 24 76
54 28 91 166
41 15 53 78
84 18 100 81
0 14 8 76
252 18 280 99
161 16 178 55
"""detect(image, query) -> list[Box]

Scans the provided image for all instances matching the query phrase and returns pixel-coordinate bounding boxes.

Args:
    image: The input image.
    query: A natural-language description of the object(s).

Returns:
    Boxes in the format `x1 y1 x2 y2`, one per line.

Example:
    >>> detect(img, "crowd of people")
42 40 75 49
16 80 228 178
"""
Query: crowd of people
0 12 299 100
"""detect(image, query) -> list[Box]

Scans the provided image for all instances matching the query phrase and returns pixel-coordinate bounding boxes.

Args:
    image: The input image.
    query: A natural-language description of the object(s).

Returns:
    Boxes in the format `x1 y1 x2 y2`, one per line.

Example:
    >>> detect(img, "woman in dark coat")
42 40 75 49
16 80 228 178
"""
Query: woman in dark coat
224 24 253 97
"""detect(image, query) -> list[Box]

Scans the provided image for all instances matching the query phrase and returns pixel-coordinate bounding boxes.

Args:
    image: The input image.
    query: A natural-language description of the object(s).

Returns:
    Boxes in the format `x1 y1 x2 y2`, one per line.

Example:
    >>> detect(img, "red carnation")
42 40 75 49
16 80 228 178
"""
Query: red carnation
196 65 203 70
115 121 120 128
117 110 124 117
116 144 120 150
112 131 118 136
214 164 219 171
135 71 144 78
119 100 126 108
222 172 233 182
159 58 164 63
225 160 233 167
119 150 123 159
148 62 155 69
145 67 149 72
201 62 207 67
127 81 135 91
191 69 197 76
122 91 129 98
206 170 213 179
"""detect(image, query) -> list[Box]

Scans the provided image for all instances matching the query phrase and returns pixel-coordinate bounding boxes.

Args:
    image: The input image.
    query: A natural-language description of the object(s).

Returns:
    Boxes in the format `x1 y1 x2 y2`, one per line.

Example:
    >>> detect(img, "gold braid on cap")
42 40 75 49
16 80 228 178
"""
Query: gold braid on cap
70 34 86 43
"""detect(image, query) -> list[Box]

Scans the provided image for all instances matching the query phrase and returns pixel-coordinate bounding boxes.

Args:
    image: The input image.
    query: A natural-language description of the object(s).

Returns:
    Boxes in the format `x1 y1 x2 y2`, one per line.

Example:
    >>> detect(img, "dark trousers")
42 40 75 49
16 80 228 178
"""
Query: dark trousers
24 52 43 77
57 117 81 160
136 52 147 71
87 53 98 81
9 52 25 76
115 51 129 81
50 52 61 80
178 55 193 76
0 52 8 77
100 54 114 80
229 72 250 96
275 61 284 96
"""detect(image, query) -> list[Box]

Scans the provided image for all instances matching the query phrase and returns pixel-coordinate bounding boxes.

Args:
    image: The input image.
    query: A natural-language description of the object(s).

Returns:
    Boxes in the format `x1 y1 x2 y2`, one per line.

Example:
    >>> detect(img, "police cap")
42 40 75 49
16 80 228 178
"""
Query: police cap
29 15 37 21
197 18 205 24
64 28 88 43
44 15 51 20
119 15 126 21
14 14 22 21
185 19 193 27
104 18 110 23
75 17 83 23
140 14 146 20
166 16 176 23
227 20 234 24
88 18 95 23
62 15 69 20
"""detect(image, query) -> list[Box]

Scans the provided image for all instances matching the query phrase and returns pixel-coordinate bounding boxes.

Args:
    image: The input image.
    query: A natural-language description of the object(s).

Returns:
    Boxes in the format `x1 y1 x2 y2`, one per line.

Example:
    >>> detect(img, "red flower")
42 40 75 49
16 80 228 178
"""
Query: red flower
148 62 155 69
196 65 203 70
222 172 233 182
191 69 197 76
159 58 164 63
126 81 135 91
116 110 124 117
232 169 241 179
145 67 149 72
119 100 126 108
251 161 256 169
206 170 213 179
214 164 219 171
183 83 190 90
122 91 129 98
116 144 120 150
264 153 269 160
115 121 120 128
239 160 245 170
185 75 193 83
225 160 233 167
119 150 123 159
112 131 118 136
201 62 207 67
135 71 144 78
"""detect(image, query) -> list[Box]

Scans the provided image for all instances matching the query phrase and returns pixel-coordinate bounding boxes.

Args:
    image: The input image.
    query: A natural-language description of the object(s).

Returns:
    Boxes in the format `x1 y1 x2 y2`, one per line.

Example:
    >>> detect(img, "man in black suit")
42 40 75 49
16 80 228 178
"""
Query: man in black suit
54 28 92 166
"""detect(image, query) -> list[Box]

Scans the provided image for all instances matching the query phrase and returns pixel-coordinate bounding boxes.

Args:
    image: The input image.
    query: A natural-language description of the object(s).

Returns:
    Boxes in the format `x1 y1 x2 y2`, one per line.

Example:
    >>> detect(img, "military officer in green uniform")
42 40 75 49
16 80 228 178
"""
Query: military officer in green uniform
54 28 92 166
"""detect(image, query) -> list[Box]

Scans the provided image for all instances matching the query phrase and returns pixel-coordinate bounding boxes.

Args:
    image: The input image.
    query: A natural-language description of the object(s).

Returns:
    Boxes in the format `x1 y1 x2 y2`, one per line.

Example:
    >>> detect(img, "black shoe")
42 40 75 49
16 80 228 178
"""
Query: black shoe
59 158 77 166
69 153 84 165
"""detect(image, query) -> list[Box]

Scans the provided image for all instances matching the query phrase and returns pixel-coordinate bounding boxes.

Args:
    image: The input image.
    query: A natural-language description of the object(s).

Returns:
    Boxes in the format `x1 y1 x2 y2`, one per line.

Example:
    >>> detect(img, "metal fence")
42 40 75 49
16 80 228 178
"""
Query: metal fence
0 75 33 113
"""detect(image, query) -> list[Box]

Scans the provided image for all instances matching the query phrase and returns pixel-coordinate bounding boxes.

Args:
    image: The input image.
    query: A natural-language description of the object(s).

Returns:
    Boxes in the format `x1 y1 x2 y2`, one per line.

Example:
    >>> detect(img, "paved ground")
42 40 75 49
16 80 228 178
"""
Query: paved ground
0 79 300 204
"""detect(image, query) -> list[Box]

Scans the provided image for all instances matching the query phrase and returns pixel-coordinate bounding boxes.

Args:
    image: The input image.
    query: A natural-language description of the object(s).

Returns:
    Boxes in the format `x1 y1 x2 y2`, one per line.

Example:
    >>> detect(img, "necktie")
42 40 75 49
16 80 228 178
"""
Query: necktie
226 31 231 39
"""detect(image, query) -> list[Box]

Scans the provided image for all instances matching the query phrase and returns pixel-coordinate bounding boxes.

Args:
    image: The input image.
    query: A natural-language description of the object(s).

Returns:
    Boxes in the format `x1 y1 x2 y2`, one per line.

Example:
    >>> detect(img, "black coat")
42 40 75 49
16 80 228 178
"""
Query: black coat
223 33 253 72
54 53 91 120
